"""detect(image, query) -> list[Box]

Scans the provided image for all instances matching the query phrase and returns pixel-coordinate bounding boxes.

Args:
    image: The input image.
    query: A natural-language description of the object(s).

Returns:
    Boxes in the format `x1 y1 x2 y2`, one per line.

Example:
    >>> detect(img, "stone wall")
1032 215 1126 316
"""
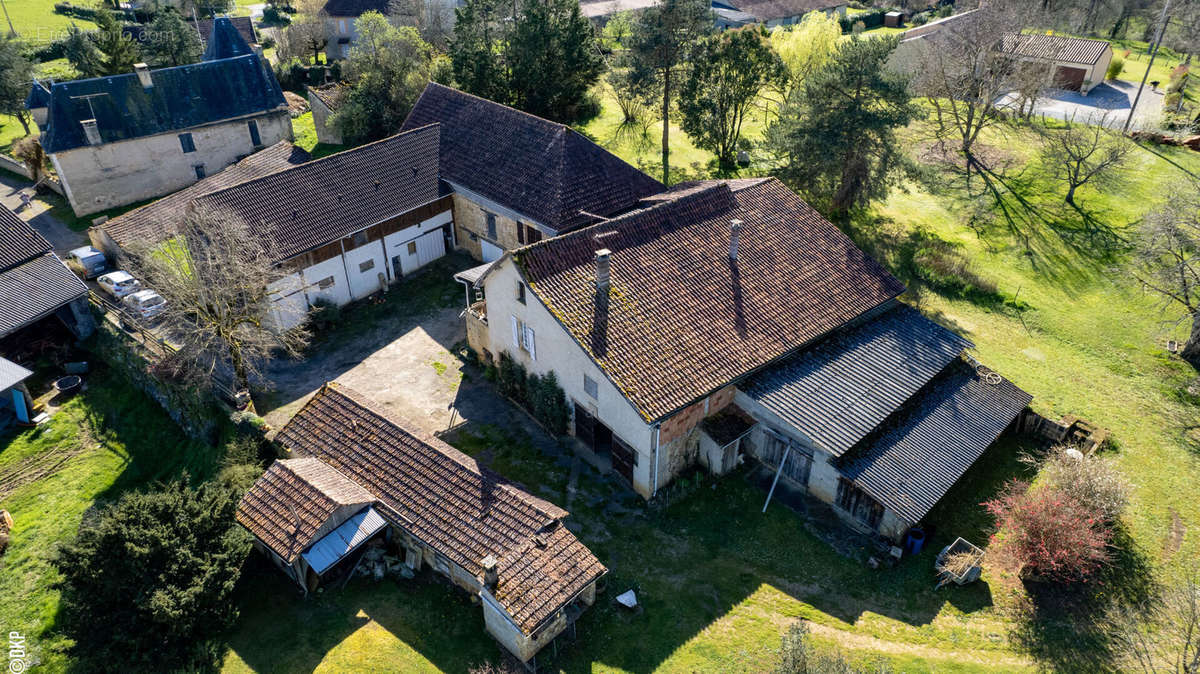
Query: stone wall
53 110 291 216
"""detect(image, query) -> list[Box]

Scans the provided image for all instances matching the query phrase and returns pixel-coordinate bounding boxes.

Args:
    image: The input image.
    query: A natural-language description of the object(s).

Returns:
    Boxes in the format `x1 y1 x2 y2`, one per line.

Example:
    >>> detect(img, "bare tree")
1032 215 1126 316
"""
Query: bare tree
1037 115 1132 207
908 2 1044 175
1111 572 1200 674
1130 182 1200 368
388 0 453 49
287 0 331 63
126 205 310 393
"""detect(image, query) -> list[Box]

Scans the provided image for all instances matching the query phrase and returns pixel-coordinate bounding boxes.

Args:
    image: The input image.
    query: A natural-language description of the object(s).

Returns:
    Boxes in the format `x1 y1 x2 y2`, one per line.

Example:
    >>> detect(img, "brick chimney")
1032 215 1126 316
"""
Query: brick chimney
729 219 744 261
481 554 498 591
134 63 152 89
595 249 612 292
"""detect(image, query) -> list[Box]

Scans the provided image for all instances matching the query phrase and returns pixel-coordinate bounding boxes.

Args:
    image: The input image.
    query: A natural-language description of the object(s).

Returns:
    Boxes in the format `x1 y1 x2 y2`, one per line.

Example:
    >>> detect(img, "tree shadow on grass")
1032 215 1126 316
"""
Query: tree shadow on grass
1008 524 1157 673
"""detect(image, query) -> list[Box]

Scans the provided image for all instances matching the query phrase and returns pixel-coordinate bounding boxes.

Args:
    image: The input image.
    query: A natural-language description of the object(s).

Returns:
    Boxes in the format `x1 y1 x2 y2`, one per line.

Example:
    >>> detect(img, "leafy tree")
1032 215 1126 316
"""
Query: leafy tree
12 136 47 183
678 27 784 166
1130 182 1200 369
0 35 34 135
64 23 104 79
332 12 432 144
126 205 310 391
625 0 711 184
601 10 635 51
93 9 142 76
765 36 918 216
144 8 203 67
768 10 840 99
449 0 604 123
286 0 330 63
53 480 251 671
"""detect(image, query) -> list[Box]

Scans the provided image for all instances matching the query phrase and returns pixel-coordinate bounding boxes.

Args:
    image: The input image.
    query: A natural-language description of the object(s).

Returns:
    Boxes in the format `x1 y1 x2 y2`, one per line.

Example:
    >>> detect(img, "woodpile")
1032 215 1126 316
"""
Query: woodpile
1128 131 1200 153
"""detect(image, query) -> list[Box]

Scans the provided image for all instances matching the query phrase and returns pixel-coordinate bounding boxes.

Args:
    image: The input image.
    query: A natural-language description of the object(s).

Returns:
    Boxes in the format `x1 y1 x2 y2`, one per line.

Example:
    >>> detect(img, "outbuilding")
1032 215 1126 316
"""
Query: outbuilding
999 33 1114 95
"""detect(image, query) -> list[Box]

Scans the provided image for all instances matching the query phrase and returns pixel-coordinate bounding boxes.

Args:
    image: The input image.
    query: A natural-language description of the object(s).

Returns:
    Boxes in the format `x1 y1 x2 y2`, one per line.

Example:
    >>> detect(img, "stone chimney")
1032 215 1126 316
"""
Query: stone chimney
595 249 612 292
133 63 153 89
481 554 498 591
729 219 744 261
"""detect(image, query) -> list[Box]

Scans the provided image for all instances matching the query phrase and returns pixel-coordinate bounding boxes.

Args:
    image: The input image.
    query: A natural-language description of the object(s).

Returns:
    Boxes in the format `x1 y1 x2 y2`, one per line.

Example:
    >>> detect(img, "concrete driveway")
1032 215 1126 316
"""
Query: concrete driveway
0 172 86 253
1000 80 1165 129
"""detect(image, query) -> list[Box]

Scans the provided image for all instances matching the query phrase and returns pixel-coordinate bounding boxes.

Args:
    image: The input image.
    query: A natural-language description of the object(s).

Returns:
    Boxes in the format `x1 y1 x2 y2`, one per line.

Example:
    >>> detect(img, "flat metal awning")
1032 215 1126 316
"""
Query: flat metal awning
301 506 387 575
0 357 32 391
453 260 497 287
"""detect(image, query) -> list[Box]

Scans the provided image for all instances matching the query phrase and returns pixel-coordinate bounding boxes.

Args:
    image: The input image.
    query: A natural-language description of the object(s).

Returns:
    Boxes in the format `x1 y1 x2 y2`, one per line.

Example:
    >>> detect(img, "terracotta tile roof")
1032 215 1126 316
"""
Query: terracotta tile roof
728 0 843 21
516 179 906 421
235 457 375 563
194 125 441 261
401 83 663 232
308 83 348 112
275 383 607 634
97 141 311 252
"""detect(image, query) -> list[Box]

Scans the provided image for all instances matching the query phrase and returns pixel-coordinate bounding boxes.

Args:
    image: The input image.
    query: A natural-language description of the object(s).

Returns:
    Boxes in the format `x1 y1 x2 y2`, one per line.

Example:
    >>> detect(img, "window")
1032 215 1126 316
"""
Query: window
836 479 883 529
517 282 526 305
178 133 195 153
358 259 374 273
247 120 262 147
517 222 524 244
485 212 497 239
583 374 598 399
193 164 206 180
338 18 347 33
407 241 417 255
510 316 536 360
351 231 369 248
526 225 542 244
317 276 335 289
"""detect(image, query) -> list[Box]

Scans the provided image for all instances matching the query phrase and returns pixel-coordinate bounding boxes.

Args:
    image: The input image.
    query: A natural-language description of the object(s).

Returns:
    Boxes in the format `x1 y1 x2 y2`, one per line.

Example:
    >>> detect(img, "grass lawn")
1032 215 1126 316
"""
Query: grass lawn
0 114 30 155
291 111 347 160
2 0 95 40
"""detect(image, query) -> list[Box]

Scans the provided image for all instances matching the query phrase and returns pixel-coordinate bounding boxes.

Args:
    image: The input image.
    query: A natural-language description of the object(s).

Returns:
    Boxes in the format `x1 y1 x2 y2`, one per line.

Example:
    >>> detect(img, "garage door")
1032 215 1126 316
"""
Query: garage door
1053 65 1087 91
481 239 503 263
415 228 445 268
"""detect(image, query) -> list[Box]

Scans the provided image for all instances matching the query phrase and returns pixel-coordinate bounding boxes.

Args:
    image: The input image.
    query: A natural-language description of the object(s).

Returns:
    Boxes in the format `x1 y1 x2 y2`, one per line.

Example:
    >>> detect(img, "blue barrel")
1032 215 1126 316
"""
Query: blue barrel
906 528 926 555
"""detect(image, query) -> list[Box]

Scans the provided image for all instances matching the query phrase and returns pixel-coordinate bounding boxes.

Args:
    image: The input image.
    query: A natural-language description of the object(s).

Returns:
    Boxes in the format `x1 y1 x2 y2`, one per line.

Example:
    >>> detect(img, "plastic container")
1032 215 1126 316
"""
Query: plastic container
906 527 926 555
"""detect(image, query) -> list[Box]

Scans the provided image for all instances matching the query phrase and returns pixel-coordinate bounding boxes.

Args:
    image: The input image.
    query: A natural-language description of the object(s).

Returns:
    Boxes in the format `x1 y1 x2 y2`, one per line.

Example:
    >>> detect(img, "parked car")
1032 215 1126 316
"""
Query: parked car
96 271 142 299
122 290 167 320
66 246 108 278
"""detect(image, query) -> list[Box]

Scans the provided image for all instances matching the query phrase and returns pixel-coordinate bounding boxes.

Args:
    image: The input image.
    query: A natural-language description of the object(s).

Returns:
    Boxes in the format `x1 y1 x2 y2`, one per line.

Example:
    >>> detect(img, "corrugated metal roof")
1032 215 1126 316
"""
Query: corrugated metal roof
839 363 1032 524
0 254 88 337
743 305 972 457
0 205 51 271
301 506 387 574
1000 33 1111 66
0 357 33 391
453 261 497 287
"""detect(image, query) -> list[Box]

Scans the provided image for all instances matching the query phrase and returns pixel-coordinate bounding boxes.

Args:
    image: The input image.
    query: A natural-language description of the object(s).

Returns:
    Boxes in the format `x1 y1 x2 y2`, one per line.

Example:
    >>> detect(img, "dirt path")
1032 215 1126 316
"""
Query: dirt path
804 622 1034 670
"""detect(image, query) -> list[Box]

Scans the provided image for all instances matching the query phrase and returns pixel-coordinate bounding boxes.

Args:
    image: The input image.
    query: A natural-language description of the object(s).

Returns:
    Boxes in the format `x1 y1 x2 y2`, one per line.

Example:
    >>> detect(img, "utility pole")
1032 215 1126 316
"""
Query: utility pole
0 0 17 38
1124 0 1171 133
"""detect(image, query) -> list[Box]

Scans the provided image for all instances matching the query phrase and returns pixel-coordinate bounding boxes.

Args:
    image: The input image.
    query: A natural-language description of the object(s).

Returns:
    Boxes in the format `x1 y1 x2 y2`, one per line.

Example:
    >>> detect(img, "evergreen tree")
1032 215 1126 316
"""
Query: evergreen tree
449 0 604 123
144 8 203 67
63 23 103 78
53 480 251 671
765 36 918 217
625 0 711 184
679 27 784 166
93 9 141 76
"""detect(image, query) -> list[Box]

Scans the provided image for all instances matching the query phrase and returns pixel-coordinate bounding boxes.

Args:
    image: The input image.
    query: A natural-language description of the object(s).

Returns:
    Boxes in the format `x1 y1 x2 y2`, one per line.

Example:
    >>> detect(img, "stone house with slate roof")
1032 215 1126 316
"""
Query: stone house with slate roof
238 383 606 664
464 178 1031 541
26 18 291 217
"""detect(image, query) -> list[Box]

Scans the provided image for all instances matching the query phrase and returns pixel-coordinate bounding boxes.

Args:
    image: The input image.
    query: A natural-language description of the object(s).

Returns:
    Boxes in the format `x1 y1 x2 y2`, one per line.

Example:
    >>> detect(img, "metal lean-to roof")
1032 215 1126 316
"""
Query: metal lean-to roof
840 363 1033 524
0 357 33 391
0 254 88 337
743 305 972 457
301 506 387 575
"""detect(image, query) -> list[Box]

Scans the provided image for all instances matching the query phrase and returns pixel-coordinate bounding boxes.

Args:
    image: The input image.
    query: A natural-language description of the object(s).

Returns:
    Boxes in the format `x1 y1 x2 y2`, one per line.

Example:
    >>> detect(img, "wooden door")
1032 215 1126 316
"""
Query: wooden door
1053 65 1086 91
612 435 635 484
573 401 596 449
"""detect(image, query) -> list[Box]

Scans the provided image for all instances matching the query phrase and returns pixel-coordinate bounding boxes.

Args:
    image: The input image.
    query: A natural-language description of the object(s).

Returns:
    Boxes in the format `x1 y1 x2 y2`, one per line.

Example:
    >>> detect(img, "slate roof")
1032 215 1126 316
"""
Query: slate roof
839 362 1032 524
743 304 972 457
194 125 440 261
0 204 51 270
323 0 389 15
516 179 906 421
999 33 1111 65
275 383 607 635
125 17 258 52
0 254 88 337
725 0 843 21
401 83 663 232
35 26 285 154
202 16 256 60
98 141 311 251
236 457 375 563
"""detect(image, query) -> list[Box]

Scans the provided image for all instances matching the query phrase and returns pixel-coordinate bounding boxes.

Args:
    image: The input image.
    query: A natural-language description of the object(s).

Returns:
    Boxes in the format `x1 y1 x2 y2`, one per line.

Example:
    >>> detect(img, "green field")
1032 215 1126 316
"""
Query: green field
1 0 95 41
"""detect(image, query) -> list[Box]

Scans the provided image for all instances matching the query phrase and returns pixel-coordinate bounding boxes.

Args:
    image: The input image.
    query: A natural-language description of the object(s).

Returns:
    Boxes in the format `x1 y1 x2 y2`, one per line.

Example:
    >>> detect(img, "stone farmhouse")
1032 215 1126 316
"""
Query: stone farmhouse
237 383 606 665
26 18 291 217
92 83 661 330
0 205 92 341
463 178 1032 541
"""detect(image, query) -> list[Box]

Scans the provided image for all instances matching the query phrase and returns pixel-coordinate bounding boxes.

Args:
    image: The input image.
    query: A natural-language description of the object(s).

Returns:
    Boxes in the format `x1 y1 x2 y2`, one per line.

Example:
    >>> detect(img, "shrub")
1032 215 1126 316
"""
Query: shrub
494 353 569 435
496 352 528 404
984 480 1112 582
1039 447 1129 522
777 621 891 673
262 6 292 25
1106 55 1124 80
53 480 251 670
306 297 342 331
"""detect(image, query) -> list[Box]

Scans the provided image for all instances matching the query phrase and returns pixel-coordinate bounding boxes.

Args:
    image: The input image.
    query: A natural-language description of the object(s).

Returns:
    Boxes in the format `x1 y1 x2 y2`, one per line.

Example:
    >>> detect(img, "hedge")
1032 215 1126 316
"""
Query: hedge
495 352 570 435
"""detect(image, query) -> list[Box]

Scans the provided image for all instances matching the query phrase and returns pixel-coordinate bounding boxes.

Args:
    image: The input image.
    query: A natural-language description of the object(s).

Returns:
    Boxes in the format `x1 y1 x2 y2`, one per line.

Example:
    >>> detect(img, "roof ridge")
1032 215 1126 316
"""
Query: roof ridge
423 82 570 133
